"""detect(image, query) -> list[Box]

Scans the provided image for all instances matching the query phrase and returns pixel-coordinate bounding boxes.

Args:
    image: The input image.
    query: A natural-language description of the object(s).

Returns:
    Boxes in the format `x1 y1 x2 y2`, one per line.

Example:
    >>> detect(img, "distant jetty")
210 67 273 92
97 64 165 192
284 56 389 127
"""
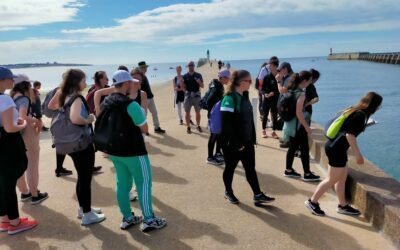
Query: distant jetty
328 52 400 65
1 62 93 69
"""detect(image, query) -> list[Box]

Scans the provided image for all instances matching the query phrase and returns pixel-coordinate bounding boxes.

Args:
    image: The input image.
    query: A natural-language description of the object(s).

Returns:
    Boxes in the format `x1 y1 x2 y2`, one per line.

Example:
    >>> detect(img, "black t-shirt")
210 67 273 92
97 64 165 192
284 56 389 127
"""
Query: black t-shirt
183 72 203 93
327 110 367 152
305 84 318 114
141 75 154 99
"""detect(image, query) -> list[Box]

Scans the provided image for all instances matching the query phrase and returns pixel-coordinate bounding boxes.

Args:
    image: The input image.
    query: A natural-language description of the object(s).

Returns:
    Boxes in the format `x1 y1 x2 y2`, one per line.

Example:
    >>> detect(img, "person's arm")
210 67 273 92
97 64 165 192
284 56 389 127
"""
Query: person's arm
173 79 178 91
276 73 285 94
69 98 94 125
196 74 204 89
346 134 364 164
305 97 319 107
48 90 61 110
127 101 148 134
220 96 241 150
296 95 311 134
140 91 148 115
1 108 27 133
94 87 114 116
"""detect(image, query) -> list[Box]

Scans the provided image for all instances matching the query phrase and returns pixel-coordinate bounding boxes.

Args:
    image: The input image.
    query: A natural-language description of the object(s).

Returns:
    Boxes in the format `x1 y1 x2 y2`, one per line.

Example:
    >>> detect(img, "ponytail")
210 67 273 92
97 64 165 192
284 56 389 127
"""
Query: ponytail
287 70 312 90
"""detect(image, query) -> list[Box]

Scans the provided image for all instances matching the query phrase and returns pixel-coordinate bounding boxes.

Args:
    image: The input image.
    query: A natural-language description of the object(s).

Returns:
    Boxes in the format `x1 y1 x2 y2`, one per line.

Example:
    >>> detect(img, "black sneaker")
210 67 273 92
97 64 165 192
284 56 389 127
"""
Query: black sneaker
146 132 150 136
303 172 320 182
20 193 32 202
92 166 102 174
120 213 142 230
187 127 192 134
55 167 73 177
305 199 325 216
179 119 184 125
154 127 166 134
42 126 49 132
31 192 49 205
284 169 301 178
197 126 203 133
214 153 224 163
224 191 239 204
206 157 222 166
254 192 275 205
279 141 290 148
337 204 361 215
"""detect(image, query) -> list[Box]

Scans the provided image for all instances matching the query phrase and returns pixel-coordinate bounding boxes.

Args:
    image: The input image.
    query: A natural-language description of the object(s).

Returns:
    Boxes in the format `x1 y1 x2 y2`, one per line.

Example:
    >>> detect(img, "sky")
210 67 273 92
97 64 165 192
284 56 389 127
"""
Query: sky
0 0 399 64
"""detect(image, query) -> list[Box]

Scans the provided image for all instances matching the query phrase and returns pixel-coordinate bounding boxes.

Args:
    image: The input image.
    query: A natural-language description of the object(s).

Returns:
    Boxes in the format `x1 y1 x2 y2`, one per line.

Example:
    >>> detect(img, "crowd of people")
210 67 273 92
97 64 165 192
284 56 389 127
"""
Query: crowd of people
0 56 382 236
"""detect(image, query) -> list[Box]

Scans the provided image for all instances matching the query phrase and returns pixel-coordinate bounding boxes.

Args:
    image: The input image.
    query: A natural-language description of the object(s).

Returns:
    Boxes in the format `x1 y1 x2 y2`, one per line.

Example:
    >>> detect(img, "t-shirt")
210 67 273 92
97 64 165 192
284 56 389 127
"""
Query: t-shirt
0 94 19 127
305 84 318 114
127 101 147 127
257 66 269 81
14 96 30 116
140 75 154 99
183 72 203 93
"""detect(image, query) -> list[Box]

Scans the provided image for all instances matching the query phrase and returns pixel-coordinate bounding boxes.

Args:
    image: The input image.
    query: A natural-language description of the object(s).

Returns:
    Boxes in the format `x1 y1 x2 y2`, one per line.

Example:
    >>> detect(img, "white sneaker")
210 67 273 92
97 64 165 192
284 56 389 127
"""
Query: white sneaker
120 213 142 230
77 207 103 219
81 211 106 226
140 217 167 232
129 191 138 202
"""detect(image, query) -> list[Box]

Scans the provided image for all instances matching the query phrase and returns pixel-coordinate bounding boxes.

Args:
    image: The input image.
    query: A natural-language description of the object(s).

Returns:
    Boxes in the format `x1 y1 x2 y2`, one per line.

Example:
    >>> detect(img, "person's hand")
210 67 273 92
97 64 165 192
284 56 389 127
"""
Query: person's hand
86 114 95 124
355 153 364 165
238 146 245 151
306 126 312 135
276 73 283 82
17 118 27 129
195 78 202 85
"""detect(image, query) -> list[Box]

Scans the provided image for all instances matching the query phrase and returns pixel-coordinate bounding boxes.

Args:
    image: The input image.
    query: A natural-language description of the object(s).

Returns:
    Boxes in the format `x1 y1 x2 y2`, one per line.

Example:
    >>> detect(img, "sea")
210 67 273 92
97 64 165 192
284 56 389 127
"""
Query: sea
10 57 400 181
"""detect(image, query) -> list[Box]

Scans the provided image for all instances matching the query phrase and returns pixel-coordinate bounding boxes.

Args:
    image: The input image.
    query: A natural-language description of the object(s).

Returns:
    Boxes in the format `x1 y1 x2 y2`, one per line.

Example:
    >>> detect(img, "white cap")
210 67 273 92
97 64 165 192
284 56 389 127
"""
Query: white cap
13 74 32 84
112 70 139 86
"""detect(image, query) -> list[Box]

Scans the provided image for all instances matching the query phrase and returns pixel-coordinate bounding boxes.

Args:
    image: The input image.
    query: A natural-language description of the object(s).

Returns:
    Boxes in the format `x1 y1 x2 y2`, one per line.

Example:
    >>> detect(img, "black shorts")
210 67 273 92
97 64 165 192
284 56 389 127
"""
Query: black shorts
325 142 348 168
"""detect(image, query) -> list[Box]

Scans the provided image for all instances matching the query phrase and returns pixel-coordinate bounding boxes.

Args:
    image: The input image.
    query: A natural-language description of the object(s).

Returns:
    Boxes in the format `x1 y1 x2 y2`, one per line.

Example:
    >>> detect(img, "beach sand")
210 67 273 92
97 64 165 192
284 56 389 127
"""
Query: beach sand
0 63 394 249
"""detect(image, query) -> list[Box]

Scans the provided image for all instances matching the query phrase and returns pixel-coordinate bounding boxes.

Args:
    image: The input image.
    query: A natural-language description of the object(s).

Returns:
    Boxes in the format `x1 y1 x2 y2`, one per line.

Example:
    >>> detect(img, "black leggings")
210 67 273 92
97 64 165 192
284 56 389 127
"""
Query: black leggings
222 145 261 195
208 133 222 158
56 153 66 171
68 145 95 213
258 92 264 117
262 99 278 130
286 126 310 173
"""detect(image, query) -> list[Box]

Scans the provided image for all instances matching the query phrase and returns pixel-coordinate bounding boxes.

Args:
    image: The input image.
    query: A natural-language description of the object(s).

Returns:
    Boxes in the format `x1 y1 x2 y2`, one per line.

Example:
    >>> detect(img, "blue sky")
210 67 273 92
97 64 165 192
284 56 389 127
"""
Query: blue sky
1 0 399 64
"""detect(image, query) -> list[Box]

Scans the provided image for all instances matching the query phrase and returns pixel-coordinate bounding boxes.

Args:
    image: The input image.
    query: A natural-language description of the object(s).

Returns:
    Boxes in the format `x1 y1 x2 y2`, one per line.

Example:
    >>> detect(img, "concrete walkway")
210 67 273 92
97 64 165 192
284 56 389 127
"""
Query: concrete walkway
0 63 394 249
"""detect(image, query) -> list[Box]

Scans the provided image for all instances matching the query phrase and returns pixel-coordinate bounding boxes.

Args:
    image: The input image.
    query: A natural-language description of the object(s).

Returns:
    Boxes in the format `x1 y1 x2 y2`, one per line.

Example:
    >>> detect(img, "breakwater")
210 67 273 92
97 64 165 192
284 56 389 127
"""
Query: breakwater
328 52 400 65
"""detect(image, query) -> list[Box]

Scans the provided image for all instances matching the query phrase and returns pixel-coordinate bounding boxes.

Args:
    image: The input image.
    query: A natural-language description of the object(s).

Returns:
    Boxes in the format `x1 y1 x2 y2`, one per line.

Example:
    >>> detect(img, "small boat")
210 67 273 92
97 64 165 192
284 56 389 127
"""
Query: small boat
169 67 174 69
153 68 158 71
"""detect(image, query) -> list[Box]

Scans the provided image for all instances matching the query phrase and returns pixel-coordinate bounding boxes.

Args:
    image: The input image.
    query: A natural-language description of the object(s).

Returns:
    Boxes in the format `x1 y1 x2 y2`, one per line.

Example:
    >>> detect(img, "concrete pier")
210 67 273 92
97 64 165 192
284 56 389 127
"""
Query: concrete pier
328 52 400 65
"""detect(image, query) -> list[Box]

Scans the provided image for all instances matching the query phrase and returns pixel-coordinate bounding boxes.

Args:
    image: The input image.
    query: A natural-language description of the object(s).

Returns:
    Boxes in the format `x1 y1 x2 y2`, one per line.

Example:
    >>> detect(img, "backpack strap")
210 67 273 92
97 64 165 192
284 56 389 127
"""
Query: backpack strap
64 94 93 133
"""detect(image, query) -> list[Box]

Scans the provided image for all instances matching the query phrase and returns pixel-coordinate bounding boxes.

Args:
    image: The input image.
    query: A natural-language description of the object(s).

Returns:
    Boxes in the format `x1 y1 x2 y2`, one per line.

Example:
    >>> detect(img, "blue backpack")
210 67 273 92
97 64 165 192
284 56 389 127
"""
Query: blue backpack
209 101 222 134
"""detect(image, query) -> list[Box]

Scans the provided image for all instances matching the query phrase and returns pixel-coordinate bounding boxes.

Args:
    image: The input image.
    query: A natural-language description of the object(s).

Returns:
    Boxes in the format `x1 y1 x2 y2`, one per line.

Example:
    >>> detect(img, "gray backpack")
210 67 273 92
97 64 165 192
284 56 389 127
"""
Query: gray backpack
50 95 93 155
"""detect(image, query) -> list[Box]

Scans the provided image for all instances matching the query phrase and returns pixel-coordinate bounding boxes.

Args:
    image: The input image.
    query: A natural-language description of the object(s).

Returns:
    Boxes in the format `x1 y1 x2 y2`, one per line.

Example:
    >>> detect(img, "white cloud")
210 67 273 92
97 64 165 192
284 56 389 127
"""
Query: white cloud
62 0 400 45
0 0 85 31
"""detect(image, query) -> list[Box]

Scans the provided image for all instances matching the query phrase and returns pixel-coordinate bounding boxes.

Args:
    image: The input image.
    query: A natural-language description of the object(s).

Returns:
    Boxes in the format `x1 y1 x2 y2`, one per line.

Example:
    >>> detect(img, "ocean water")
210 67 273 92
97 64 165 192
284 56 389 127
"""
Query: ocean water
230 57 400 181
10 58 400 181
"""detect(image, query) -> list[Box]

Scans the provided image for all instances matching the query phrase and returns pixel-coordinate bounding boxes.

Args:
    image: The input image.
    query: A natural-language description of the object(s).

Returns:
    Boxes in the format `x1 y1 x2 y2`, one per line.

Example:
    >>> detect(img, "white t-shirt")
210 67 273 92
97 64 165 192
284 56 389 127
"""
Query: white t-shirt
0 94 19 127
257 66 270 81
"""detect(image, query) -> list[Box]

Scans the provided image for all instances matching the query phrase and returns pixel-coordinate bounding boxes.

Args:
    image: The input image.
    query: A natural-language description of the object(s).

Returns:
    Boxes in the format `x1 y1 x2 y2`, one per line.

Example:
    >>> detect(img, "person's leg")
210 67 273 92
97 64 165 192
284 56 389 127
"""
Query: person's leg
311 166 344 203
195 110 201 126
286 135 299 171
215 135 222 155
258 92 264 118
334 167 349 206
184 98 191 128
0 169 20 221
194 98 201 127
110 156 133 219
261 100 269 130
240 145 262 195
23 129 40 196
271 104 278 132
56 153 66 171
222 147 240 193
208 133 218 158
297 127 311 174
147 98 160 129
16 174 29 195
177 102 183 121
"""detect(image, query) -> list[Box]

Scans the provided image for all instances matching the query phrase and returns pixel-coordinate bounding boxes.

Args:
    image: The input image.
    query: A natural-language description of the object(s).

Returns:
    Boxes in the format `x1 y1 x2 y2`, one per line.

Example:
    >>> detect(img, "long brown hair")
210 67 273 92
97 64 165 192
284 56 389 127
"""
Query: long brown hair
10 81 34 103
225 70 251 95
287 70 312 90
344 92 383 117
59 69 86 107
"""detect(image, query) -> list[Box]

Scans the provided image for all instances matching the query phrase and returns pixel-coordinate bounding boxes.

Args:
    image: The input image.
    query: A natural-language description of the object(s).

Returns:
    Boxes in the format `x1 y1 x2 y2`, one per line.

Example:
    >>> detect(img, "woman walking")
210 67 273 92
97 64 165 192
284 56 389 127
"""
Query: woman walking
0 67 38 235
305 92 382 216
173 66 185 125
220 70 275 205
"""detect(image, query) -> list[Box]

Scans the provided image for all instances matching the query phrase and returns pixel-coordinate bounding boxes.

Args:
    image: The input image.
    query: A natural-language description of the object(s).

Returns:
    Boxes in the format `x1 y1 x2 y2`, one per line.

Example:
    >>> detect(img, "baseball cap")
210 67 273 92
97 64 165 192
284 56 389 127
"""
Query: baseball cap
112 70 139 86
13 74 32 84
218 69 231 79
0 67 16 80
278 62 292 72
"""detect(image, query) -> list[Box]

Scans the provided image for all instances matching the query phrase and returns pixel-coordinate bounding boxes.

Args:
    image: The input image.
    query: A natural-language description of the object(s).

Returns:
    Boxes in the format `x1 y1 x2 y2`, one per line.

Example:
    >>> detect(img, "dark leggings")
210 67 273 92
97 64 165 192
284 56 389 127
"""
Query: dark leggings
262 99 278 130
222 145 261 195
286 126 310 173
258 92 264 117
56 153 66 171
68 145 95 213
208 133 222 158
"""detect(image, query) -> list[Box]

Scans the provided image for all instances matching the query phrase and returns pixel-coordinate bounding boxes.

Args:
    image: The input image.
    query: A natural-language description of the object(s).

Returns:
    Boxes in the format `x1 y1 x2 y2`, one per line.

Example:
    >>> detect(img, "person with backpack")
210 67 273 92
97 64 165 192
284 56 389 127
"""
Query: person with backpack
86 71 109 115
305 92 382 216
173 66 185 125
94 70 167 232
276 62 294 94
10 74 49 205
0 67 38 235
49 69 105 226
283 71 320 182
31 81 49 132
220 70 275 205
304 69 320 119
206 69 230 166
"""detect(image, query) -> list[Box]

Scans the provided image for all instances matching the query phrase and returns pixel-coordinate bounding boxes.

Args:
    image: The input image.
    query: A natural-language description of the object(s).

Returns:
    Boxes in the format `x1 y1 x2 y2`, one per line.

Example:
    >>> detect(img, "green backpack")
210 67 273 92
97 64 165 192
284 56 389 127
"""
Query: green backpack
324 110 353 140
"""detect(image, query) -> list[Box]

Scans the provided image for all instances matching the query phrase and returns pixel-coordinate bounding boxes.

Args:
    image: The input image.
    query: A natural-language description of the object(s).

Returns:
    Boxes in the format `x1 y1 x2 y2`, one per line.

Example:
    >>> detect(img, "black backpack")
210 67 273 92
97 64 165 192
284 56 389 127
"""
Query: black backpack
277 90 302 121
199 79 221 110
94 93 147 157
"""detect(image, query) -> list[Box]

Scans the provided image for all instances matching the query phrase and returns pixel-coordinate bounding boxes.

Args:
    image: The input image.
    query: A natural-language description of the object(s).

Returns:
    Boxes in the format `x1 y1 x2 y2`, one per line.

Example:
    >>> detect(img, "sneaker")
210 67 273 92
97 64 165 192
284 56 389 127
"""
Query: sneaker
271 131 279 139
284 169 301 178
261 130 268 138
187 127 192 134
254 192 275 205
140 217 167 232
129 191 138 202
337 204 361 216
214 153 224 163
1 218 29 232
120 213 142 230
303 172 320 182
8 218 38 235
92 166 102 173
305 199 325 216
77 207 102 219
41 126 49 132
146 132 150 136
154 127 166 134
206 157 222 166
179 119 184 125
81 211 106 226
31 192 49 205
224 191 239 204
197 126 203 133
279 141 290 148
55 167 73 177
20 193 32 202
